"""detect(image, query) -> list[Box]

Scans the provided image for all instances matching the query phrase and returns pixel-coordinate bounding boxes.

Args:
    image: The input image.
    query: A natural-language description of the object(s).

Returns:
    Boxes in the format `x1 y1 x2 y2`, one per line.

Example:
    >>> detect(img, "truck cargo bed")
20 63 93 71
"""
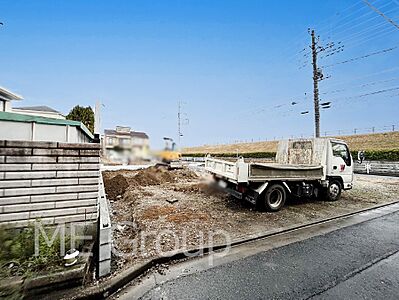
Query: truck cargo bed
205 157 324 183
248 163 323 181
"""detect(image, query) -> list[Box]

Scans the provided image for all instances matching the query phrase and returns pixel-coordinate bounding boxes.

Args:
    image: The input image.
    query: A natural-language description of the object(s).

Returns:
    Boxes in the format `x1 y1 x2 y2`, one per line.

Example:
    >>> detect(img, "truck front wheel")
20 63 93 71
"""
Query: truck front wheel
262 184 287 212
325 180 342 202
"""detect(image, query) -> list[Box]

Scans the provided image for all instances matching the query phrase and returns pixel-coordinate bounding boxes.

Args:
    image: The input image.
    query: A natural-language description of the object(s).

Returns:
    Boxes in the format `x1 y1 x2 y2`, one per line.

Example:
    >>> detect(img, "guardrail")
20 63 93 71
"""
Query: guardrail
354 160 399 177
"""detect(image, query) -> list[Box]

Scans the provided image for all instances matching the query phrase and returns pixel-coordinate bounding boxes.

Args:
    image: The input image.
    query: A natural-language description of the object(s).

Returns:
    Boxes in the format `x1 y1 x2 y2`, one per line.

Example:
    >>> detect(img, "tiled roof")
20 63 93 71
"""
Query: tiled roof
104 129 149 139
14 105 62 114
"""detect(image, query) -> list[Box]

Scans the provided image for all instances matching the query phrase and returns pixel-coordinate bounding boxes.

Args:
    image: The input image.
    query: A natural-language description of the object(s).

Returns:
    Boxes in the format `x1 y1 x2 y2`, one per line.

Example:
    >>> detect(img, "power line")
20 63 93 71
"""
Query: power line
321 46 398 68
318 0 393 36
330 86 399 103
289 1 387 63
330 11 399 44
341 26 398 49
324 66 399 88
320 6 399 40
316 0 373 33
321 76 399 95
363 0 399 29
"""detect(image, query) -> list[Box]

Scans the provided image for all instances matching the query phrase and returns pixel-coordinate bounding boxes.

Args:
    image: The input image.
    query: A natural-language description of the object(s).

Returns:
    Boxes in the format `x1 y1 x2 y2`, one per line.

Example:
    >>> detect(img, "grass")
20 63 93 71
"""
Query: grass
0 223 69 280
183 131 399 154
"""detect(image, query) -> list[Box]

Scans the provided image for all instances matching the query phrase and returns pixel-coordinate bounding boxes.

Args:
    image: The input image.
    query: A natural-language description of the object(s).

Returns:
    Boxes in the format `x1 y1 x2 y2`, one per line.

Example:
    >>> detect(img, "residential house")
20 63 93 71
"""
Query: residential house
103 126 150 163
0 86 23 112
12 105 65 119
0 85 92 142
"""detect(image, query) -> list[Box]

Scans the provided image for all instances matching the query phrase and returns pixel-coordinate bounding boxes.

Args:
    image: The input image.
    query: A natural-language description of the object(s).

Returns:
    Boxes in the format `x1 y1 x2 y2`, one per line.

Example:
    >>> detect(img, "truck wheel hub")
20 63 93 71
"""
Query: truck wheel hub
269 190 283 208
329 184 340 198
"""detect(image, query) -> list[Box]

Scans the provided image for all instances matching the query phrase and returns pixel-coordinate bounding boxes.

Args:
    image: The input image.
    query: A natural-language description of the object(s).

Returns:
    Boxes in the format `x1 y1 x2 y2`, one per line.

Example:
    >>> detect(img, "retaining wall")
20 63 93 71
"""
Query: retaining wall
0 140 100 228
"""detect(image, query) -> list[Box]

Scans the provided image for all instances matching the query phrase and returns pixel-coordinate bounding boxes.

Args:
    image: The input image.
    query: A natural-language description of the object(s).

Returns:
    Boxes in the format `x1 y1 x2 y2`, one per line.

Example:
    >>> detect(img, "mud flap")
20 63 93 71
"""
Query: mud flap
245 190 260 205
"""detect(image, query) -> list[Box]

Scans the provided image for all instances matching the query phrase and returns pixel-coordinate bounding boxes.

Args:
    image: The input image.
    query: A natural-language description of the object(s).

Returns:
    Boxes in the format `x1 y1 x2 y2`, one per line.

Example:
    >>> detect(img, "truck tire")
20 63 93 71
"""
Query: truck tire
325 180 342 202
263 184 287 212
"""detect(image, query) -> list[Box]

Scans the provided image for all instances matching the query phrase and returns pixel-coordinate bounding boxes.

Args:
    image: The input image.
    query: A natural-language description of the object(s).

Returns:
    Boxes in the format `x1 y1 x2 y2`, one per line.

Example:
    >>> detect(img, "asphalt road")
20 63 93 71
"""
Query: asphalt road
137 210 399 300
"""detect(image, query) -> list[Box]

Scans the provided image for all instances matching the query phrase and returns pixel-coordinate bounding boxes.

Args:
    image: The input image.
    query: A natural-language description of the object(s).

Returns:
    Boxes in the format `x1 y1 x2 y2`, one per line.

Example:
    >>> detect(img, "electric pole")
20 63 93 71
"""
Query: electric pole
177 101 182 149
94 100 101 135
177 101 189 150
311 29 321 138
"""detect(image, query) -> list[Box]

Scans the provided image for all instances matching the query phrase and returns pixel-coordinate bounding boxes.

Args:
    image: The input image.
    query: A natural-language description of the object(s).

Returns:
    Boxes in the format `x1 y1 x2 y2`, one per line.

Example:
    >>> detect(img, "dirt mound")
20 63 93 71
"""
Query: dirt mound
103 166 199 200
171 168 198 180
104 174 129 200
132 166 176 186
173 183 208 193
127 166 198 188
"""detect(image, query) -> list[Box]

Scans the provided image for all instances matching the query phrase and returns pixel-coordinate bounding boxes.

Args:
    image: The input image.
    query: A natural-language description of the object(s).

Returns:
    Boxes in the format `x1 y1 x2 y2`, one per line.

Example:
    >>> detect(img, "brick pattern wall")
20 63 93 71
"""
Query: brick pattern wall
0 140 100 228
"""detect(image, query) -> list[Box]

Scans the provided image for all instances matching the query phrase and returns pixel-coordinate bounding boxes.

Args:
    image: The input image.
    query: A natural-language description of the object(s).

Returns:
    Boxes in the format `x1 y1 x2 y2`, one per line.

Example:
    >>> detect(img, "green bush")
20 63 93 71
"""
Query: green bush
351 150 399 161
0 222 68 278
184 150 399 161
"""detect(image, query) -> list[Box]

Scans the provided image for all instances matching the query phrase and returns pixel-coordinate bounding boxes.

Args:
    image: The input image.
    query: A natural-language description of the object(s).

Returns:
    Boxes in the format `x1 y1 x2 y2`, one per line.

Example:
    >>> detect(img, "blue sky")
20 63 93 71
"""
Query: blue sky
0 0 398 148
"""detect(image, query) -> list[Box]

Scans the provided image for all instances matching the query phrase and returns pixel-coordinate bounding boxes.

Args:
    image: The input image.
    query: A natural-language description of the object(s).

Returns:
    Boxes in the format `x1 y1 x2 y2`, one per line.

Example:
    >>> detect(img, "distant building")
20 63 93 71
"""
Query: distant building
0 85 92 142
12 105 65 119
103 126 150 163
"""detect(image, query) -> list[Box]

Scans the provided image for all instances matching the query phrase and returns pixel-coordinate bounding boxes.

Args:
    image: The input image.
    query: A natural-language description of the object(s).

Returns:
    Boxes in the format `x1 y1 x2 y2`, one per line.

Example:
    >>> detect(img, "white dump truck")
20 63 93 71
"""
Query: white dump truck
205 138 353 211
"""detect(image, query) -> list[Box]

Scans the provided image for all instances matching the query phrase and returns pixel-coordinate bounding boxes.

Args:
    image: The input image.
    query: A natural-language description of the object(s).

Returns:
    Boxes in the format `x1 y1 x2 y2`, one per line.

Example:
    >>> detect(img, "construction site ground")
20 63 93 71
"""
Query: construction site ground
102 166 399 276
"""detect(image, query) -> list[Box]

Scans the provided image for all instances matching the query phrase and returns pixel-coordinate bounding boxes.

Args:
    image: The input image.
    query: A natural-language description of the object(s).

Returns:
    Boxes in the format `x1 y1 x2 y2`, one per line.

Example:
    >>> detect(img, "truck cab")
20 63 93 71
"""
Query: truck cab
327 140 353 190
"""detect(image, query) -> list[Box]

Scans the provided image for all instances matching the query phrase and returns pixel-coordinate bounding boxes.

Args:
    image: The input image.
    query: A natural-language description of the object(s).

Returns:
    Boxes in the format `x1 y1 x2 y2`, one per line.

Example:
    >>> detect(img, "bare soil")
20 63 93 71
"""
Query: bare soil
103 167 399 275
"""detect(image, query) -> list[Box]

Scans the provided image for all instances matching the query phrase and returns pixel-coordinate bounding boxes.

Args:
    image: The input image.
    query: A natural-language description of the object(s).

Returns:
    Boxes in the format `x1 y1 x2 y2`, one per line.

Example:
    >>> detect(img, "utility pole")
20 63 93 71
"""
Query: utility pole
177 101 182 149
177 101 189 150
311 29 320 138
94 100 101 135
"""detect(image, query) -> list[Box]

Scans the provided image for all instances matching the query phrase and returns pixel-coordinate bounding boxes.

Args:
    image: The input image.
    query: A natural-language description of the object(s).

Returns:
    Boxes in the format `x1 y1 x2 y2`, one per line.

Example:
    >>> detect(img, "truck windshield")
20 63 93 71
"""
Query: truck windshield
332 142 351 166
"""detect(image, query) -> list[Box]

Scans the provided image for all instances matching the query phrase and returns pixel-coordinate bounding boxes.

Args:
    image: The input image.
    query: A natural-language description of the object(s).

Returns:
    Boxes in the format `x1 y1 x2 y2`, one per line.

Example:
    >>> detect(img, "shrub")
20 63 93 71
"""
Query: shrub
351 150 399 161
0 222 68 278
184 150 399 161
182 152 276 159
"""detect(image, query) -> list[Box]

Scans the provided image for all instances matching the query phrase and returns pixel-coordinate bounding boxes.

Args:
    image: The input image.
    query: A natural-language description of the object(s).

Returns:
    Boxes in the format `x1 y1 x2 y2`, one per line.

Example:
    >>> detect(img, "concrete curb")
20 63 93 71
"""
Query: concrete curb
73 200 399 300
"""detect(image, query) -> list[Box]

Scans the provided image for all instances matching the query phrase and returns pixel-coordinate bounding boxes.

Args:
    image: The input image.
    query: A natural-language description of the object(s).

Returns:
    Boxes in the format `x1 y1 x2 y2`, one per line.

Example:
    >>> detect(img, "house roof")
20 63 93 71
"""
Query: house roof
104 129 149 139
0 111 93 140
13 105 62 114
0 86 23 101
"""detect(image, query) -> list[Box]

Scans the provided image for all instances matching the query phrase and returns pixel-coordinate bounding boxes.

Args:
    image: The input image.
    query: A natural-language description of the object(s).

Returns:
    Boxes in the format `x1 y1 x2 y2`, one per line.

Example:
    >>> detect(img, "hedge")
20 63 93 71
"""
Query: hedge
183 150 399 161
182 152 276 159
350 150 399 161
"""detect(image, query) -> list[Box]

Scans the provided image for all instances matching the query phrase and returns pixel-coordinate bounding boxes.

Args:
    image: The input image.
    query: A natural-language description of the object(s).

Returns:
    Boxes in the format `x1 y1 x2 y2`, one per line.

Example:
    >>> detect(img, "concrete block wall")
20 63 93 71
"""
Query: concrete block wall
0 140 100 228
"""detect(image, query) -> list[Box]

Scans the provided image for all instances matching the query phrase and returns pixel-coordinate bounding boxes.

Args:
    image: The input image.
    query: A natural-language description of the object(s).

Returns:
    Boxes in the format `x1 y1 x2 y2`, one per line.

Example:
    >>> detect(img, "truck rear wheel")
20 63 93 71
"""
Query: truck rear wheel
263 184 286 212
325 180 342 202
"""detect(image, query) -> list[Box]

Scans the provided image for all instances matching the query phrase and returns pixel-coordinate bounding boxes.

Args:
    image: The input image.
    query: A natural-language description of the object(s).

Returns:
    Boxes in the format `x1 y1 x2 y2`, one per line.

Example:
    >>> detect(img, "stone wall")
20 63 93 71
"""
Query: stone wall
0 140 100 228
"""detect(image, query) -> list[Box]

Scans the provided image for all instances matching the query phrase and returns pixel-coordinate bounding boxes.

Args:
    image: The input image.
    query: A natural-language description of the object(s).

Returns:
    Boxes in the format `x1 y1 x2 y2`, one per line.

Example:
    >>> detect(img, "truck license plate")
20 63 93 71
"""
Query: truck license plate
218 180 227 189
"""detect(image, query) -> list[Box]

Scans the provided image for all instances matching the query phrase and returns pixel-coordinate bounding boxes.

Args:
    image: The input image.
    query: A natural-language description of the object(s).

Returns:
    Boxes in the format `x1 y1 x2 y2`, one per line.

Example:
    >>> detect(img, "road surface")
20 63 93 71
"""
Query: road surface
117 205 399 300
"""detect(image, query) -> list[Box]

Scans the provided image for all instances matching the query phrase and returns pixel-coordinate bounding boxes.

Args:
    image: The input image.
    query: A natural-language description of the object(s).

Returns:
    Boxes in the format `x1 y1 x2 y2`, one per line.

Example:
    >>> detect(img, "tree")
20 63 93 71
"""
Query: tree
66 105 95 133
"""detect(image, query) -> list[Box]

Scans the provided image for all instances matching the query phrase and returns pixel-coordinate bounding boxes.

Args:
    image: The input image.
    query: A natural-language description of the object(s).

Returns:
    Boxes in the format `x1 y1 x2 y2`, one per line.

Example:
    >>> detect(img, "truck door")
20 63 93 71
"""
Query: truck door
330 142 353 189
